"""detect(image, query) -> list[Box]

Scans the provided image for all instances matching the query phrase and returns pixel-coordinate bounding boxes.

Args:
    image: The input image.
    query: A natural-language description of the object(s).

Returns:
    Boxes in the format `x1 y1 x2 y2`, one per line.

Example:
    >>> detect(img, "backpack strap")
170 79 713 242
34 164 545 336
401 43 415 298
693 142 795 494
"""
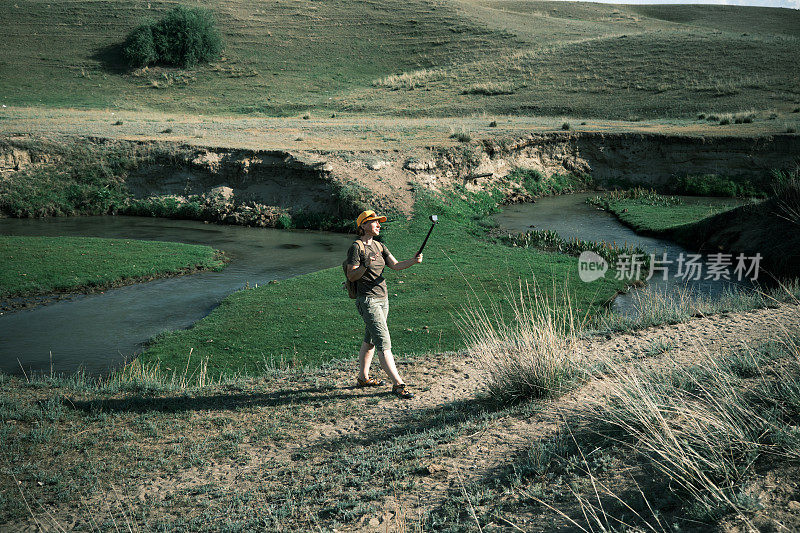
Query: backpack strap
354 239 366 264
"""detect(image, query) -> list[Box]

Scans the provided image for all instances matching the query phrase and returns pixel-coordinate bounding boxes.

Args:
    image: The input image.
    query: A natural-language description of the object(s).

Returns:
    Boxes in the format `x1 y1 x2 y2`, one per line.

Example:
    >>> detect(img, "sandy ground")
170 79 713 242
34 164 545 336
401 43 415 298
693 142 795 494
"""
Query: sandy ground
0 106 789 152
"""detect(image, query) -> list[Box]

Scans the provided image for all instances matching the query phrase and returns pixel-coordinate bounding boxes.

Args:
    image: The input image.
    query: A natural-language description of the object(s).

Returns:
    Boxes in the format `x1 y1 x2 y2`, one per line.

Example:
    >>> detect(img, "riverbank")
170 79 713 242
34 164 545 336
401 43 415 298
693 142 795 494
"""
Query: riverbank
138 189 632 377
586 190 746 234
0 235 225 311
2 299 797 531
587 183 800 279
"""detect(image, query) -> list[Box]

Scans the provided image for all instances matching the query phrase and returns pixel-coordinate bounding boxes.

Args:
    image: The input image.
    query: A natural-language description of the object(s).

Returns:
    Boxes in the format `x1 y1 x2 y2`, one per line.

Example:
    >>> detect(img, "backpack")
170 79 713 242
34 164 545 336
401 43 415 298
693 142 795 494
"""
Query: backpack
342 240 366 298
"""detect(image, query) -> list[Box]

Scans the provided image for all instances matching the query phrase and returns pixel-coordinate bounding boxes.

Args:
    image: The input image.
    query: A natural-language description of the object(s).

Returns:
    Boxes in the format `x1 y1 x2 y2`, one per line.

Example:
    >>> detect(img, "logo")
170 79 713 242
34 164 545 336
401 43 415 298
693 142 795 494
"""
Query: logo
578 251 608 282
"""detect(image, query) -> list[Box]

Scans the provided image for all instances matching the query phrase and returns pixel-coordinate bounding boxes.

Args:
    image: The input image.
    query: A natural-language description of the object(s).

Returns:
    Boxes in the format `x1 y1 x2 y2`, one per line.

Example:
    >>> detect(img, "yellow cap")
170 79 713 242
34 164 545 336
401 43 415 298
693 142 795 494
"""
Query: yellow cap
356 210 387 227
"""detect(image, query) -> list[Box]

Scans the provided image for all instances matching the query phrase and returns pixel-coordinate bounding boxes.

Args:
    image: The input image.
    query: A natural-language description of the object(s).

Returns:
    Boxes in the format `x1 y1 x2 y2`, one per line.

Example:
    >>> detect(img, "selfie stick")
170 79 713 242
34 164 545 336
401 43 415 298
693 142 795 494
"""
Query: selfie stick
417 215 439 256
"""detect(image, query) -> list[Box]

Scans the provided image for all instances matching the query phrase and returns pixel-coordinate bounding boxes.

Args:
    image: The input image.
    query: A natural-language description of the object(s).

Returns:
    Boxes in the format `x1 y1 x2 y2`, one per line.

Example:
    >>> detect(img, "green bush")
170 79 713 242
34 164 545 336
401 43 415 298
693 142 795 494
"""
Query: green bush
510 168 589 197
122 23 157 68
669 174 770 198
123 197 205 220
122 6 222 68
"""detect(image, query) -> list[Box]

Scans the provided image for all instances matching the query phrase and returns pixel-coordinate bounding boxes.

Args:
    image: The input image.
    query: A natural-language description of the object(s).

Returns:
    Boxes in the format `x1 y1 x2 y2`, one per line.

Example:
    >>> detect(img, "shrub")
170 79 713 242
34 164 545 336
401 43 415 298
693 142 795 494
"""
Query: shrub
449 129 472 143
670 174 765 198
122 6 222 68
561 122 570 130
122 23 157 68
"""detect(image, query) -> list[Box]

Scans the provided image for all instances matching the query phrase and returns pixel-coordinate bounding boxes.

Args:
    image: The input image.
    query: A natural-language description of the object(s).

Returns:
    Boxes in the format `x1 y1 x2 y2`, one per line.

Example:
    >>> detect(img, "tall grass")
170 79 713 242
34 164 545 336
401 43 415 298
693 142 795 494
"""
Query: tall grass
461 274 799 406
13 351 224 395
585 330 800 520
466 272 800 526
593 280 800 333
372 68 442 90
458 281 588 404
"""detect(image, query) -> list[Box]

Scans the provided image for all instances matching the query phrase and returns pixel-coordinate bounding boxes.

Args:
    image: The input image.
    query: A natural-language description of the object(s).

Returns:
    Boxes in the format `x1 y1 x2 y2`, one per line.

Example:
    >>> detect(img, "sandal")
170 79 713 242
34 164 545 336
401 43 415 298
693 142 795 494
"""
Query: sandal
392 384 414 399
357 376 385 387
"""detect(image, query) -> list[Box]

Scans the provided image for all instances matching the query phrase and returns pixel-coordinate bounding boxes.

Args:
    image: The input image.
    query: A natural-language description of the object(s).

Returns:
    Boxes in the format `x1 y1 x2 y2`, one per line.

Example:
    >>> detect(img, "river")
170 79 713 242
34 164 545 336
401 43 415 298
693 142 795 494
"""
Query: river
1 195 747 375
494 193 750 315
0 216 354 375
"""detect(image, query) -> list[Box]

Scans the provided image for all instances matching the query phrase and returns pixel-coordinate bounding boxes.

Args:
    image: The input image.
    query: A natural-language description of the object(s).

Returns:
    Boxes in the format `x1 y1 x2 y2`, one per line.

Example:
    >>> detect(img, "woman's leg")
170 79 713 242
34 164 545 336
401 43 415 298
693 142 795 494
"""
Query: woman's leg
371 298 404 386
357 341 375 381
357 297 405 386
377 349 404 386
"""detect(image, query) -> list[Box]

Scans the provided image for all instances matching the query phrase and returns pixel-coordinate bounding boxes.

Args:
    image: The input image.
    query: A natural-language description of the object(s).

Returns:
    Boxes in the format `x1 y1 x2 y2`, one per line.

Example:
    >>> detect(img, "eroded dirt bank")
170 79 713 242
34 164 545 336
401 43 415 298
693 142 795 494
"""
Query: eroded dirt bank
2 132 798 226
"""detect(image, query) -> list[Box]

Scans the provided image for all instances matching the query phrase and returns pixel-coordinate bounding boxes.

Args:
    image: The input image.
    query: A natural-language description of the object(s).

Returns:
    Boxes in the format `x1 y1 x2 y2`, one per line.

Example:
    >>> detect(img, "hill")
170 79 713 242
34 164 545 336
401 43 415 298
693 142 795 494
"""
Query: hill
1 0 798 118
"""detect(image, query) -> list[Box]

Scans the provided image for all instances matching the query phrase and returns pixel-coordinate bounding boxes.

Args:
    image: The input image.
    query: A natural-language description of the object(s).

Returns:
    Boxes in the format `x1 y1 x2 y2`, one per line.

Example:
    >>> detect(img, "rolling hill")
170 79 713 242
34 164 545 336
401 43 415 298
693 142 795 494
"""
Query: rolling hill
1 0 798 118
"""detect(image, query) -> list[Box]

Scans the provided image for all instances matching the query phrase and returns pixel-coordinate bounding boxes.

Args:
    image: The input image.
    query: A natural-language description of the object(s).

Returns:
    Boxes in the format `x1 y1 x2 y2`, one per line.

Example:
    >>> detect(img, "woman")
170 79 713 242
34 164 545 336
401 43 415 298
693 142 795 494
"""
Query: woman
346 210 422 399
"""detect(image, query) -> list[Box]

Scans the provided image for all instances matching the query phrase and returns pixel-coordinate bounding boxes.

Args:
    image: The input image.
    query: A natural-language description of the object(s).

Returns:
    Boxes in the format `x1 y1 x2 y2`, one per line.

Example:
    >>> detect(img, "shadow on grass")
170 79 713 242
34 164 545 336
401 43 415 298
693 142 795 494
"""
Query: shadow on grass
422 416 689 532
66 385 386 413
91 43 128 74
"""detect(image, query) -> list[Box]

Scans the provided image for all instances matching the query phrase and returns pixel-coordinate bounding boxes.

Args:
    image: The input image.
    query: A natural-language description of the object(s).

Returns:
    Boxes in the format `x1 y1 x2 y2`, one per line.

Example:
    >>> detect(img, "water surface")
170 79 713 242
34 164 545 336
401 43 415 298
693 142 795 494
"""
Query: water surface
495 194 750 314
0 217 353 375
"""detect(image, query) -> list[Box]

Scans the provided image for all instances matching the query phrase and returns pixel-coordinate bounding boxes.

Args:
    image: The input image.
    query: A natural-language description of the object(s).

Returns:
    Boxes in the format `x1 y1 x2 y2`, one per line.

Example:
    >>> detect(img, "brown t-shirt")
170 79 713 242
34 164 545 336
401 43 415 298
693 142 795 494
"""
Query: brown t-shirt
347 240 391 299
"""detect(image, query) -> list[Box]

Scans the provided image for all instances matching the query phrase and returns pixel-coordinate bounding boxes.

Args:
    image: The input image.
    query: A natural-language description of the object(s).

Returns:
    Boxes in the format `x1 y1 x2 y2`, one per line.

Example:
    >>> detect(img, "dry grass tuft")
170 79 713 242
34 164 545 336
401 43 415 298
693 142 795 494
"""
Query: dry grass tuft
458 281 589 404
372 69 443 90
581 324 800 520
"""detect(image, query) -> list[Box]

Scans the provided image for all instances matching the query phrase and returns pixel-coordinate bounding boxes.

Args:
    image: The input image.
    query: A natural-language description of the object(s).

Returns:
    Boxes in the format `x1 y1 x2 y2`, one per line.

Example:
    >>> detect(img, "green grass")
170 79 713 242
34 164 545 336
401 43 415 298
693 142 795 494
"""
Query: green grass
0 138 143 218
140 189 630 377
0 236 224 298
588 191 745 233
512 169 591 197
1 1 798 118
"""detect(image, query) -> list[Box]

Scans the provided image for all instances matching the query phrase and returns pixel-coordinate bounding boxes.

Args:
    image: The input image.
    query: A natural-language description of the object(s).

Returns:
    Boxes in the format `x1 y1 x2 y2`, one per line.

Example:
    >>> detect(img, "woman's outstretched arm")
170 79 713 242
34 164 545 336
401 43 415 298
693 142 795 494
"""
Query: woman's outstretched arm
386 253 422 271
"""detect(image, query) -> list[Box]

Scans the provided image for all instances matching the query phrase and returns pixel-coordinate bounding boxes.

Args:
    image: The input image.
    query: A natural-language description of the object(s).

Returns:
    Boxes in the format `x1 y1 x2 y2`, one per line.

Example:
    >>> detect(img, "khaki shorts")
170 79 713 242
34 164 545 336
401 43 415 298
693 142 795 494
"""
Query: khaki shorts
355 296 391 352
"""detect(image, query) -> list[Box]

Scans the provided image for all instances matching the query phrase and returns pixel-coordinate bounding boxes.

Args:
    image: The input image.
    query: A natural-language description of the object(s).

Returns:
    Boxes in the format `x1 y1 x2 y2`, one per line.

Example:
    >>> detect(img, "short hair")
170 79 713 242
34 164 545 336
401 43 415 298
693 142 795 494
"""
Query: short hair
357 226 365 236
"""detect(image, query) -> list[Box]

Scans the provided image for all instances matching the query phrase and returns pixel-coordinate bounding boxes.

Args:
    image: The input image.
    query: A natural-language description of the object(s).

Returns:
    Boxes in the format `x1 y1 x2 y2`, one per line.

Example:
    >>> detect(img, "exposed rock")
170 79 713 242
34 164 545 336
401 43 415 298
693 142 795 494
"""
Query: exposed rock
405 158 437 172
367 159 390 171
191 150 224 173
207 186 234 203
0 147 32 173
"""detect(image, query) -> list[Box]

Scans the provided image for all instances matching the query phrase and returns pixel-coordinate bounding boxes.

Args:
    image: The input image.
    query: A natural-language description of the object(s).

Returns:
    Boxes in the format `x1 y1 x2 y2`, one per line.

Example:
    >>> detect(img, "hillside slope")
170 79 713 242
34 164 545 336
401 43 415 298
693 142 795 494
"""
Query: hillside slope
1 0 799 118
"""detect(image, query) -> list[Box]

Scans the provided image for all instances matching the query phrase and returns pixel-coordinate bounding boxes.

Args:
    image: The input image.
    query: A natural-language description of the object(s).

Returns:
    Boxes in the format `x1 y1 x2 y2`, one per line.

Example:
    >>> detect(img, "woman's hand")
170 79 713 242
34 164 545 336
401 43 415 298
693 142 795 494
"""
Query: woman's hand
414 253 423 264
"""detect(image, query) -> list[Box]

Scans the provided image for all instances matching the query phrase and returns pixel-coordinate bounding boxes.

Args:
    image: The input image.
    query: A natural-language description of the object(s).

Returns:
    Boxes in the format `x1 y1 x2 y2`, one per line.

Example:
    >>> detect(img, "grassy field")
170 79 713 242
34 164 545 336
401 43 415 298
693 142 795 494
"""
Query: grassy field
0 236 225 298
140 188 631 377
1 0 799 119
587 191 746 233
